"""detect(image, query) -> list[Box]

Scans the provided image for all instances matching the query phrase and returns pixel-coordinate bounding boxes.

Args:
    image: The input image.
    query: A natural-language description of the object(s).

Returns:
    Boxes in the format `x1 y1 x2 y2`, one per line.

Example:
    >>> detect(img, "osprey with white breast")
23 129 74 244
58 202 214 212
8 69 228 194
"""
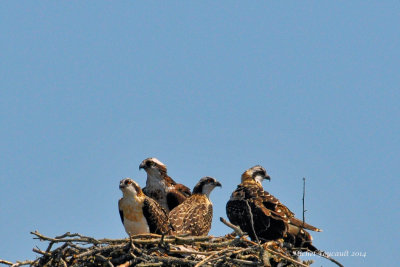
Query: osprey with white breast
139 157 192 213
169 176 221 236
118 178 170 235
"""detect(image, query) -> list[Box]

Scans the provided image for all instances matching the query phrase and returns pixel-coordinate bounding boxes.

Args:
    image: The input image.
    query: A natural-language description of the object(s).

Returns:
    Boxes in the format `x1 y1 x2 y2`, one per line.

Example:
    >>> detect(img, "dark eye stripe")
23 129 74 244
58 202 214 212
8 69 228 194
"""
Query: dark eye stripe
253 170 265 177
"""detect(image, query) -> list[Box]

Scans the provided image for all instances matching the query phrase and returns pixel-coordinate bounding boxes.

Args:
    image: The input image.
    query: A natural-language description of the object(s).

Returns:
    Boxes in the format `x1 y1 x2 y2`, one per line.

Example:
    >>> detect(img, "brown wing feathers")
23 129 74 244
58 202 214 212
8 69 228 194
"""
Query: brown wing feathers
246 178 321 233
142 197 170 234
226 184 288 241
169 177 221 236
227 166 321 245
166 183 192 211
169 195 213 236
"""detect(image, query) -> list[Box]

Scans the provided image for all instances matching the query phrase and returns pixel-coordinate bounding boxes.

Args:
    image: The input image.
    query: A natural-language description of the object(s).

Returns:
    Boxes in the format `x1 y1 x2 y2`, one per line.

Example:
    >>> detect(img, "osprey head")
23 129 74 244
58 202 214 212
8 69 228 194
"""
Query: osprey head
193 176 222 197
119 178 143 196
242 165 271 184
139 158 167 176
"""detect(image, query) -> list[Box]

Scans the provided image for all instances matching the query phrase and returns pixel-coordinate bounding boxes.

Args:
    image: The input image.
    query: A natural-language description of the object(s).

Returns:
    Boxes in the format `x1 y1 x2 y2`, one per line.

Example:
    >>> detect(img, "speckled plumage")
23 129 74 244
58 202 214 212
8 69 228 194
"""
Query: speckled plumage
226 166 321 248
170 194 213 236
169 177 221 236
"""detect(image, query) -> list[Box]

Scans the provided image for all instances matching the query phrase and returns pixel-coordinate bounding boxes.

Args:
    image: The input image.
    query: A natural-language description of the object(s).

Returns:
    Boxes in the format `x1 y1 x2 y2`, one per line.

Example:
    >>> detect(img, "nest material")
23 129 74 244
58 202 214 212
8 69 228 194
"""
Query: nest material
1 228 312 267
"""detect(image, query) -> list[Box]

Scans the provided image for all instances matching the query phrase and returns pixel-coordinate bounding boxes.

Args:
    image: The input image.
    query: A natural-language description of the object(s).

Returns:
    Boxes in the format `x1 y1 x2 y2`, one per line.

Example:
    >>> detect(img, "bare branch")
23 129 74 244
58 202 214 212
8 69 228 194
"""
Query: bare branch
245 200 260 244
302 177 306 227
219 217 246 237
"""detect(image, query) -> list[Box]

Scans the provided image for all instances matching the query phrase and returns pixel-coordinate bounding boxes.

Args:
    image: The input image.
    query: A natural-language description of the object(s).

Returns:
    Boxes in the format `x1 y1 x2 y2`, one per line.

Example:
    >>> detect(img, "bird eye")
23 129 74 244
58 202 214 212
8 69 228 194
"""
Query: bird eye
125 180 131 185
146 161 152 167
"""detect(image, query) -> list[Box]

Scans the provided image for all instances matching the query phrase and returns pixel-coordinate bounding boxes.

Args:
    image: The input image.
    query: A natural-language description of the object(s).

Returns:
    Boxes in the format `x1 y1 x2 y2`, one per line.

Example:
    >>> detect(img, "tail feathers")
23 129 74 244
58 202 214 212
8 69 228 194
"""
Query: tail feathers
303 241 319 253
289 217 322 232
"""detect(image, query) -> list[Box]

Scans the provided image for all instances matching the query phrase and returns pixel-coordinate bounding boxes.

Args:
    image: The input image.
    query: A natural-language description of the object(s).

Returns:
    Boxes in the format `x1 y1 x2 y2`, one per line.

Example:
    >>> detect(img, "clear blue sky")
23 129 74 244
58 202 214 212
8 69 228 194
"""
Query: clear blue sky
1 2 399 266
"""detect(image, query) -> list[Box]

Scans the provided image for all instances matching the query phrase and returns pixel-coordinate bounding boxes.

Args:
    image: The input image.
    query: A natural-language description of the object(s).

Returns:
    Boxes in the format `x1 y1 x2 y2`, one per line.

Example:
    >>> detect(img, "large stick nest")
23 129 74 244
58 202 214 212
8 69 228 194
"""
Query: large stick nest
1 219 314 267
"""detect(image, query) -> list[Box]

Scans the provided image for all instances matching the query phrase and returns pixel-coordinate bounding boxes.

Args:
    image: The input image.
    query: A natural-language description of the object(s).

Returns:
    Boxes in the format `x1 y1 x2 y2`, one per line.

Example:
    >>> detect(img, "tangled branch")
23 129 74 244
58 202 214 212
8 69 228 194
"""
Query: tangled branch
1 227 313 267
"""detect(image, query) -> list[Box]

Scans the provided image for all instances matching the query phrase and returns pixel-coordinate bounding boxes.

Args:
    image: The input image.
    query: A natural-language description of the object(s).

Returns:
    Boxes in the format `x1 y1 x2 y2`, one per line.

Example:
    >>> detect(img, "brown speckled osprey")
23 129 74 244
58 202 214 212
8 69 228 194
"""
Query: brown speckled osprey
139 158 192 213
118 178 170 235
169 177 221 236
226 166 321 250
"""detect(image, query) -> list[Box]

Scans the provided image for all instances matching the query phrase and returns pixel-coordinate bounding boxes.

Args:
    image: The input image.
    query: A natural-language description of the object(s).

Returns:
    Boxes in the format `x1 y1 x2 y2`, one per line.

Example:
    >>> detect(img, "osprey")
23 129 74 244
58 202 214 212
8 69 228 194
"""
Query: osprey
139 158 192 213
118 178 170 235
226 166 321 250
169 177 221 236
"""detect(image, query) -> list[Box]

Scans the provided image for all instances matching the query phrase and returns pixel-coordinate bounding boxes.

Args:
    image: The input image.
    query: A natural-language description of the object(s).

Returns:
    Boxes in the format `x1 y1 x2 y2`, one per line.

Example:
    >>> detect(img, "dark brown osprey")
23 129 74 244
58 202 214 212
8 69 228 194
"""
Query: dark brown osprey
226 166 321 250
169 177 221 236
118 178 170 235
139 158 192 213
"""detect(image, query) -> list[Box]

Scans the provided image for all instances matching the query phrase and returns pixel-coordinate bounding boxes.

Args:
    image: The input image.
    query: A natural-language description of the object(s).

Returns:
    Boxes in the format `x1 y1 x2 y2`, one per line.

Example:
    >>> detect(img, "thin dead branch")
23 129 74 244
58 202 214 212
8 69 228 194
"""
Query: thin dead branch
245 200 260 244
219 217 246 237
302 177 307 227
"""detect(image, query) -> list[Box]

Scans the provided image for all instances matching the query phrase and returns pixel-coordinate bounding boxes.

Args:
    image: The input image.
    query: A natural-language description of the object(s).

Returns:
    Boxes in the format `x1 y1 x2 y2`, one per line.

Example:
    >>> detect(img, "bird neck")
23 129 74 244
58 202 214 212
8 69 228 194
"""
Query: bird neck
146 172 168 189
122 191 141 201
199 184 216 198
254 175 265 185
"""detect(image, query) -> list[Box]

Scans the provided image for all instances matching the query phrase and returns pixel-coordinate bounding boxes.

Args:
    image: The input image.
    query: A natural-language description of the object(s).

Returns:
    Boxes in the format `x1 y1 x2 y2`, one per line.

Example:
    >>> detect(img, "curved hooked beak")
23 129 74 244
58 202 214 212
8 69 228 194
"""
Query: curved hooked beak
214 181 222 187
139 162 146 170
119 181 126 189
